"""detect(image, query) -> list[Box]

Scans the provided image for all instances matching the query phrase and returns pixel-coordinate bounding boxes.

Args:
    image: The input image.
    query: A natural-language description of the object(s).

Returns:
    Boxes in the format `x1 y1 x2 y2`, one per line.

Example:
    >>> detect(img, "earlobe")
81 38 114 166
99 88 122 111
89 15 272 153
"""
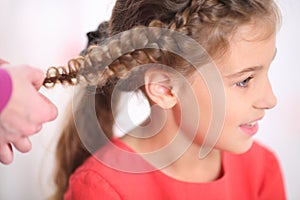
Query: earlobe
144 70 178 109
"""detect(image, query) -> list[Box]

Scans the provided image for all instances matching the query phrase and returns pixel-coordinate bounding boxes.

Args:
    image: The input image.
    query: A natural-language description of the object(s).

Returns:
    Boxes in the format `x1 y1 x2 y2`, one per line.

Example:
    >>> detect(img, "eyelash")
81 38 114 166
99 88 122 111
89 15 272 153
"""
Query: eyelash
236 76 253 88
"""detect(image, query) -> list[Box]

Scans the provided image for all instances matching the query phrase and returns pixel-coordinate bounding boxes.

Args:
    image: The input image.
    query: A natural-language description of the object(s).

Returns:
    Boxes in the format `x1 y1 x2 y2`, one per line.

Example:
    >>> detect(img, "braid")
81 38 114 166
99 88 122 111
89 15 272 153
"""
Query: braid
43 0 280 90
43 25 187 90
43 57 83 88
43 1 201 89
45 0 272 89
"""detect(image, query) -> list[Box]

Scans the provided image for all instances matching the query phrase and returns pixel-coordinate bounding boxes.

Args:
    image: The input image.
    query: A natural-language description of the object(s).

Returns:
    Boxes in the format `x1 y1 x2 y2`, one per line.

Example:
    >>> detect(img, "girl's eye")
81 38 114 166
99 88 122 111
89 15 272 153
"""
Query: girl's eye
236 77 253 87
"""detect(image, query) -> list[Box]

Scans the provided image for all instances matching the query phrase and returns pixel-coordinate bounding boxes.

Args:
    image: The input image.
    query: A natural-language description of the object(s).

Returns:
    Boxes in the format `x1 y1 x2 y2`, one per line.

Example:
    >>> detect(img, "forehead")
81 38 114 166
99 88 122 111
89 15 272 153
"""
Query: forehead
233 21 276 42
216 24 276 73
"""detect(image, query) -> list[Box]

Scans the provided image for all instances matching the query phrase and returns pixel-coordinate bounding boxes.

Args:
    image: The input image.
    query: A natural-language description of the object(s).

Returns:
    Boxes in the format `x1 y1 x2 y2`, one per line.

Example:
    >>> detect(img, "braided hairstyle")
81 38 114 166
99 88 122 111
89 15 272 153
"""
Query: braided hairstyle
50 0 281 199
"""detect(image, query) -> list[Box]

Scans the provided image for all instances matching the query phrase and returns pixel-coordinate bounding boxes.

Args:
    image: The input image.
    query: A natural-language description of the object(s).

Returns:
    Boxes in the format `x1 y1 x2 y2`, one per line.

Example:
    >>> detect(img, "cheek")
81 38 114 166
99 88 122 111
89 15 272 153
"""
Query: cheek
220 89 247 138
191 79 213 142
173 75 213 143
198 93 212 133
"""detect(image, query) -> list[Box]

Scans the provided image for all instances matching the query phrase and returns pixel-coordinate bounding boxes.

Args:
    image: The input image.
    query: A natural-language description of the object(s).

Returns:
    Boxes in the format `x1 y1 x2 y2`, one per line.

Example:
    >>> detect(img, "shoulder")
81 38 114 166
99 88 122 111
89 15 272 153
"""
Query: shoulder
65 156 122 200
64 138 130 200
64 138 146 200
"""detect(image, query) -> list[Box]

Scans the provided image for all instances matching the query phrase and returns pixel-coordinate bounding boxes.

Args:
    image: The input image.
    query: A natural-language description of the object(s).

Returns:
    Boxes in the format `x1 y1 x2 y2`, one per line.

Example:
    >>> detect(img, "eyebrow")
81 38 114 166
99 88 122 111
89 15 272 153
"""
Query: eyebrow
225 66 263 79
225 48 277 79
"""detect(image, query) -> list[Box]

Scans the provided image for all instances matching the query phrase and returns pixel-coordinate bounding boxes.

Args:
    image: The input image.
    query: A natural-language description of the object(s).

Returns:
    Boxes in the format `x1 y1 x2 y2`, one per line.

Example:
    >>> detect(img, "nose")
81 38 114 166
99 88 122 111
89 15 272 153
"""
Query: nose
253 78 277 110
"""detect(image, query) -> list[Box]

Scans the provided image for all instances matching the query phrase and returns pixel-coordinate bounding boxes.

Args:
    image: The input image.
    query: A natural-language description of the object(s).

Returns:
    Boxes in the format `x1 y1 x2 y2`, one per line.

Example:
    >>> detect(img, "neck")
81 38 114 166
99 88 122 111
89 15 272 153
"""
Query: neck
161 143 223 182
121 110 223 183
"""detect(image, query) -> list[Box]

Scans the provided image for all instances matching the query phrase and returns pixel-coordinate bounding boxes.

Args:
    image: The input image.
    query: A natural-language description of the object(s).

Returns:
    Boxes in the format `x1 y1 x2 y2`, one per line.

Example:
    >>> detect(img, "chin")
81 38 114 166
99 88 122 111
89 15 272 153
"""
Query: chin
217 138 254 155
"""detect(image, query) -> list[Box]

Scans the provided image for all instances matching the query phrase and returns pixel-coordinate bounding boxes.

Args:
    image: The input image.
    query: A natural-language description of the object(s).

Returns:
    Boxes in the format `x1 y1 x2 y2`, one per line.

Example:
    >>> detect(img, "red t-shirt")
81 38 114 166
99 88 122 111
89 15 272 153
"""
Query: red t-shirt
64 139 286 200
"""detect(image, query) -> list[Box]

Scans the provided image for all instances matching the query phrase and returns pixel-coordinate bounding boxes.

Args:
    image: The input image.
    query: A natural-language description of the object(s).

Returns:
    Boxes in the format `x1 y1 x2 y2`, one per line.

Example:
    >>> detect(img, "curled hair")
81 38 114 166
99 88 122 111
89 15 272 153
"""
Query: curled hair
49 0 281 199
44 0 281 89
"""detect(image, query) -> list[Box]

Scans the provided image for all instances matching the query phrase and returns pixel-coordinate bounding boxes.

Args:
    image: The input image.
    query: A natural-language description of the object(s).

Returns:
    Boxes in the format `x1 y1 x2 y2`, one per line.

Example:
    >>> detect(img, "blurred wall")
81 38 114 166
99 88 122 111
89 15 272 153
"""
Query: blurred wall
256 1 300 199
0 0 114 199
0 0 299 199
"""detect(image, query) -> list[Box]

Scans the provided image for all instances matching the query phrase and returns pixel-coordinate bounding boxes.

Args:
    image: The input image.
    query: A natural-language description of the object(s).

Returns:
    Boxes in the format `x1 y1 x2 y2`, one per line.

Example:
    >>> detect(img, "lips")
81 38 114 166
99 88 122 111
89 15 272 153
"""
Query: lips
240 122 259 136
239 116 263 136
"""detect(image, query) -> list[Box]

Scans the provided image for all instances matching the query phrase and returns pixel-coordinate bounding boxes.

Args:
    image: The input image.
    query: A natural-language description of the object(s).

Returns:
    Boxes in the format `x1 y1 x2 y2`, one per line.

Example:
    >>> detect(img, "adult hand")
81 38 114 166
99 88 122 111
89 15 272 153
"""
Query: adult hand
0 61 58 164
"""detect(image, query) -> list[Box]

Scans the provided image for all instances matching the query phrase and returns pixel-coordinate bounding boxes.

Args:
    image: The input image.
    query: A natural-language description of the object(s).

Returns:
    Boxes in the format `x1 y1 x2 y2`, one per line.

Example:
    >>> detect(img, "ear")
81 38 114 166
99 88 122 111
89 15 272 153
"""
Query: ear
144 69 177 109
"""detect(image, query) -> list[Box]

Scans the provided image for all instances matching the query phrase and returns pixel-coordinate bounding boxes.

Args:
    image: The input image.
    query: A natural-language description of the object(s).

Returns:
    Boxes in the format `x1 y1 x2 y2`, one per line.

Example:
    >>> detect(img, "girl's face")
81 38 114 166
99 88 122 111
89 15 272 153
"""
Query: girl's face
189 26 277 154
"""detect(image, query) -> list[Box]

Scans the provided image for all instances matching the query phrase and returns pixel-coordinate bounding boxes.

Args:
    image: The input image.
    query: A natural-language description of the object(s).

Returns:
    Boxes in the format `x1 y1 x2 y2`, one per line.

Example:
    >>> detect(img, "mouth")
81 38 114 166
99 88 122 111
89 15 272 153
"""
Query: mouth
242 121 257 128
239 118 262 136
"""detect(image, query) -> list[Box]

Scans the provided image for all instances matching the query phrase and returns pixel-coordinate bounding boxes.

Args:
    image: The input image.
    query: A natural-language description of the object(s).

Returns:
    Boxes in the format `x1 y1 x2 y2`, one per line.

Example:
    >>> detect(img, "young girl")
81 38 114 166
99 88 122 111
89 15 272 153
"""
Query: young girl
45 0 285 199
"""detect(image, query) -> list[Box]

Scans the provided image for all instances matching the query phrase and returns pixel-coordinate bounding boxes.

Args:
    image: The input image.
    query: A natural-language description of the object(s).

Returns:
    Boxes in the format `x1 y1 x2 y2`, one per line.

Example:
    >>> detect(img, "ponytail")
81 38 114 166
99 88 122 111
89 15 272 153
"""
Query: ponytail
50 21 114 200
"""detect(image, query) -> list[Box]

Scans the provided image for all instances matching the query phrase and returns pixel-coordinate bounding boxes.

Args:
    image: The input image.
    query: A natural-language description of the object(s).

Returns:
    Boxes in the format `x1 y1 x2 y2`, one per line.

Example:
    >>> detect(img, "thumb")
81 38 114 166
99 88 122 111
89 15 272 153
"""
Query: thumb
25 66 45 90
36 93 58 122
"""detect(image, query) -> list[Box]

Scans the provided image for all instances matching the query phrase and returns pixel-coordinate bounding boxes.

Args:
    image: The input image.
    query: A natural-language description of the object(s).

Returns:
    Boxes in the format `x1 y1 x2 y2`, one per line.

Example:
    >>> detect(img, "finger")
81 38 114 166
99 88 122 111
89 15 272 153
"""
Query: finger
35 93 58 122
21 124 43 137
0 143 13 165
13 137 32 153
0 59 9 66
